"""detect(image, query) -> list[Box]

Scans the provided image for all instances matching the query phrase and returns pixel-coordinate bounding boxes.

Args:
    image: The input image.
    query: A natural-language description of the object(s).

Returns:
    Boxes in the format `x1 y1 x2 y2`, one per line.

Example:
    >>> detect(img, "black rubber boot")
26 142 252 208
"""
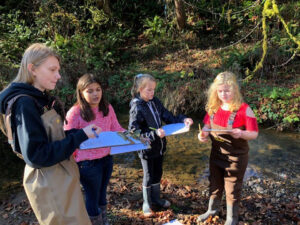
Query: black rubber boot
143 186 153 216
99 205 110 225
151 183 170 208
224 203 239 225
197 197 220 222
90 214 103 225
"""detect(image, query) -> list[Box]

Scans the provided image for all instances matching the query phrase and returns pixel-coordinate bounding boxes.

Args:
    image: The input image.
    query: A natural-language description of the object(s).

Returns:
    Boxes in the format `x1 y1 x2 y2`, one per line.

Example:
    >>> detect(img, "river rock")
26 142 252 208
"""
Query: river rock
256 186 264 194
276 191 282 198
247 180 254 186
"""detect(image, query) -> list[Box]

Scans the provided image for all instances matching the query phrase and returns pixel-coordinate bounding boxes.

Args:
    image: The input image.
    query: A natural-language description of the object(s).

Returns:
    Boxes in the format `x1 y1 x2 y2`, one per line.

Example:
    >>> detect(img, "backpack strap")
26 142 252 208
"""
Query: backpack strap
209 111 237 129
4 94 36 159
209 114 214 126
227 111 237 130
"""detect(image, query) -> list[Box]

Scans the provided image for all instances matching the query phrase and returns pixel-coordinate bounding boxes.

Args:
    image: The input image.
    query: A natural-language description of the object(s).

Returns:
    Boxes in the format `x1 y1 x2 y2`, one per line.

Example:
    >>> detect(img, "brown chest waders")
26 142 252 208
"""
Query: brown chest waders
23 109 91 225
198 111 250 224
209 112 249 224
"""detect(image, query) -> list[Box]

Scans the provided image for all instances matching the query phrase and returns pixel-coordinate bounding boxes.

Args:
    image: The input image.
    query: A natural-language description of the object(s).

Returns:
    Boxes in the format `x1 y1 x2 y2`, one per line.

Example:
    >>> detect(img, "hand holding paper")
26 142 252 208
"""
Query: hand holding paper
156 128 166 138
149 127 165 138
230 128 243 139
184 118 193 127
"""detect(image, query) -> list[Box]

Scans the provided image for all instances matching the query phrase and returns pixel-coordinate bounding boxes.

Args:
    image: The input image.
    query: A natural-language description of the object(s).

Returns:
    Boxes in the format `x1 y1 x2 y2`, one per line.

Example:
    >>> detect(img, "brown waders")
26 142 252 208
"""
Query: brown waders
23 109 91 225
198 112 249 225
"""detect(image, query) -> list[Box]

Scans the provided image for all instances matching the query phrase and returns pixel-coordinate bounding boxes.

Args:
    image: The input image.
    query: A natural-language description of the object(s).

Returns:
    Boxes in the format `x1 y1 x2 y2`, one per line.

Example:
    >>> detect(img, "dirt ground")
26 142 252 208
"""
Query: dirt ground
0 163 299 225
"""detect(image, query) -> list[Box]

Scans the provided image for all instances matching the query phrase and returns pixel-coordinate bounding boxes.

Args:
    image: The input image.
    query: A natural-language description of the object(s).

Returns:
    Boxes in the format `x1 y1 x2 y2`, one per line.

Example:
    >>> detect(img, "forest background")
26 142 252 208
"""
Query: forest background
0 0 299 224
1 0 299 132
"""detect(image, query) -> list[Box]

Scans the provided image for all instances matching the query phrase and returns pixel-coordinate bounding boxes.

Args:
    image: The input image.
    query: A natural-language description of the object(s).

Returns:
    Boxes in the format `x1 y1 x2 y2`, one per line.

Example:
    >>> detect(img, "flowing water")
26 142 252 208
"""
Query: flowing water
114 114 300 188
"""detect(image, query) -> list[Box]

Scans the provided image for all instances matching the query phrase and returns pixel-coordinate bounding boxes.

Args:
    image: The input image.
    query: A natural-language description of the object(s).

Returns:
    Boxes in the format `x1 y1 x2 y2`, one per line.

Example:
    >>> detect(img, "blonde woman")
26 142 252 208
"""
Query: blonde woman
197 71 258 225
0 43 101 225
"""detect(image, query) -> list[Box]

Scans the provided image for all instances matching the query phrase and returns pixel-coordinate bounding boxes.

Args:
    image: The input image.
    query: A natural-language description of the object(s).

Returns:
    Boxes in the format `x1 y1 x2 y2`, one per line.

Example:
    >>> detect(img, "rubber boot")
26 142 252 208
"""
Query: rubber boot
224 203 239 225
90 214 103 225
151 183 170 208
99 205 110 225
143 186 154 216
197 197 220 222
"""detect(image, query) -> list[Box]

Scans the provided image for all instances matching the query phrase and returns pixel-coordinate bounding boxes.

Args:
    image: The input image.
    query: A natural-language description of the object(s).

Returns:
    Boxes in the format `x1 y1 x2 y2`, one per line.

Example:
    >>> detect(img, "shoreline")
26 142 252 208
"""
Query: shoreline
0 163 299 225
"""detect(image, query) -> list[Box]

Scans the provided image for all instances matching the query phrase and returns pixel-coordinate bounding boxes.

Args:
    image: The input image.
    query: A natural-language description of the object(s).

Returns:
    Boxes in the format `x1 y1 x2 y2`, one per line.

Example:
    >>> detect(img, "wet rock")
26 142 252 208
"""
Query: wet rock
256 178 261 183
279 173 287 179
244 166 260 181
247 180 254 186
256 186 264 194
276 191 282 198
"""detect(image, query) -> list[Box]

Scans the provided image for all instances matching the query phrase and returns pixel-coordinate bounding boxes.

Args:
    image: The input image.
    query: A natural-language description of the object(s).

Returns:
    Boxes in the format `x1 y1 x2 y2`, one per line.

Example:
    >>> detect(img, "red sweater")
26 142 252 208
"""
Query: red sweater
203 103 258 131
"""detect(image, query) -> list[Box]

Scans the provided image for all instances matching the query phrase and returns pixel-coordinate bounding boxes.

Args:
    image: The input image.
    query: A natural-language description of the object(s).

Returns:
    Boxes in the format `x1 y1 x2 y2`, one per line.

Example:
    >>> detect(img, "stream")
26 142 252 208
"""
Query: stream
114 114 300 193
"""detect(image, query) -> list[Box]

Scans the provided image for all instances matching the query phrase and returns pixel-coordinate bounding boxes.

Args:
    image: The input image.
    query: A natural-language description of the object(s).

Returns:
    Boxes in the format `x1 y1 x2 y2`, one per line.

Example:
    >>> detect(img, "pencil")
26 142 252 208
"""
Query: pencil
198 124 201 132
149 127 157 131
92 127 99 138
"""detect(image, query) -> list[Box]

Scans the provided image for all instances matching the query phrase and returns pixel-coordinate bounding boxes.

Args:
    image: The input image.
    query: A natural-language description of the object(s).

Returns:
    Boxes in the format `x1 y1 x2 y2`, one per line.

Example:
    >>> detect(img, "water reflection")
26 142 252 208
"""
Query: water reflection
248 129 300 183
115 113 300 187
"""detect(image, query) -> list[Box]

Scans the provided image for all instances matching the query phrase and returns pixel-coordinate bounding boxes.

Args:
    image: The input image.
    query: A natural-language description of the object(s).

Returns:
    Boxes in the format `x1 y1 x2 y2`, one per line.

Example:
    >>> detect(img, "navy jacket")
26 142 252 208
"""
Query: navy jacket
129 95 186 159
0 83 88 168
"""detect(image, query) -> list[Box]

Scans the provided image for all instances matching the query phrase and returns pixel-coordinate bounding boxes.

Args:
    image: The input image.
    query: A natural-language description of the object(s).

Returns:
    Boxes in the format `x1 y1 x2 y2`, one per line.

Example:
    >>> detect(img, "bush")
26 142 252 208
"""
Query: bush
244 83 300 131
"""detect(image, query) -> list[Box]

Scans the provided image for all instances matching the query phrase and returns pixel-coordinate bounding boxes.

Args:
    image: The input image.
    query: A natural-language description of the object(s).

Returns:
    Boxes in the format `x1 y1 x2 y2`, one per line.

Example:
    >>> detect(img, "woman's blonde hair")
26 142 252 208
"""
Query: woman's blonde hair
13 43 60 84
131 73 156 98
206 71 243 115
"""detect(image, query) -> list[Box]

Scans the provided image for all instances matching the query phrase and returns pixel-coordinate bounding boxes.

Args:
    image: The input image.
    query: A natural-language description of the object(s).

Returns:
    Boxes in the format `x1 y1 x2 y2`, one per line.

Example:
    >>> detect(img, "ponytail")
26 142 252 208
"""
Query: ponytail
131 74 156 98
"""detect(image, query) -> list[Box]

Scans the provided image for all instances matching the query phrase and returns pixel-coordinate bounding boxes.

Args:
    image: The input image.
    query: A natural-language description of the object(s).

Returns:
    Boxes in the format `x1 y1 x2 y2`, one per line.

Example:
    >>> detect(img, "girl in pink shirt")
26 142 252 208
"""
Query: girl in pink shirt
64 74 125 225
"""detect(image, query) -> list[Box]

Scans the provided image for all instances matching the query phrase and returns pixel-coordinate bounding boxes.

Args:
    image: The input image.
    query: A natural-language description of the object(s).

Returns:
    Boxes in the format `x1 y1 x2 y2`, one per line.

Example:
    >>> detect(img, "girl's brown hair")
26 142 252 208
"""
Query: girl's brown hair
76 73 109 122
206 71 243 115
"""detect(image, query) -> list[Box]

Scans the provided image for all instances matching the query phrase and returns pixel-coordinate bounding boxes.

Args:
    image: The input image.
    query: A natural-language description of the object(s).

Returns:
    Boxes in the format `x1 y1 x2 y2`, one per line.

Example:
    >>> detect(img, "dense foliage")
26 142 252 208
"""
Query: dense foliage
0 0 299 130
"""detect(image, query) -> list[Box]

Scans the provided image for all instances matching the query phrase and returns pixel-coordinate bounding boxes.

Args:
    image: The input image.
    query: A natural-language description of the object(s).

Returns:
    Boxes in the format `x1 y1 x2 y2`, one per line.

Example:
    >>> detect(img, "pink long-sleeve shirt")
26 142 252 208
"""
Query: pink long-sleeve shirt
64 104 125 162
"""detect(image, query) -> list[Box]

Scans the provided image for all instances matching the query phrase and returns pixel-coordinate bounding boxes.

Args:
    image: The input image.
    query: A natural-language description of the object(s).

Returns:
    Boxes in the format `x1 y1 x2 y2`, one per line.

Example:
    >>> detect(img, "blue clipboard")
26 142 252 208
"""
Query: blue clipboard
80 131 133 150
162 123 190 136
79 123 189 153
110 137 150 155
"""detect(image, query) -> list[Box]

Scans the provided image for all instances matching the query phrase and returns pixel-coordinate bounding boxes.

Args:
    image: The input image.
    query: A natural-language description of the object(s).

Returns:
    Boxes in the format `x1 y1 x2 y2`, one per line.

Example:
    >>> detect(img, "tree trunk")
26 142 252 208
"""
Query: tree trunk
97 0 112 16
174 0 186 30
